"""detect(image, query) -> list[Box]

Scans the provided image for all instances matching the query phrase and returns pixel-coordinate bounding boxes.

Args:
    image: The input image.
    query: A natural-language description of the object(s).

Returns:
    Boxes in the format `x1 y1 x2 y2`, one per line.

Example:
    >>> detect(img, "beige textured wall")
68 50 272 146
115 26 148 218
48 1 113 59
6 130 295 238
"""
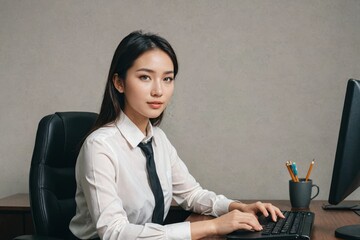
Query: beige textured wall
1 0 360 201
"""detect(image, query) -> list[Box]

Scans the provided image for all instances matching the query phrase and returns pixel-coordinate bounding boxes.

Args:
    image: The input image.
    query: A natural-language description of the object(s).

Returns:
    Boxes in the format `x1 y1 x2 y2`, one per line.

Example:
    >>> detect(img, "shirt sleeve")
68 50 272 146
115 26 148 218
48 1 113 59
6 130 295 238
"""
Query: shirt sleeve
161 131 234 217
77 137 192 240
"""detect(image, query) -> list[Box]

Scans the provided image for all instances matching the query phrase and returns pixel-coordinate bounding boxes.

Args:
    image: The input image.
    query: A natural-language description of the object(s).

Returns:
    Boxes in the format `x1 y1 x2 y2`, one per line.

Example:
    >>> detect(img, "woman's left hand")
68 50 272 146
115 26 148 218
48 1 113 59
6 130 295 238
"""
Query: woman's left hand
229 201 285 222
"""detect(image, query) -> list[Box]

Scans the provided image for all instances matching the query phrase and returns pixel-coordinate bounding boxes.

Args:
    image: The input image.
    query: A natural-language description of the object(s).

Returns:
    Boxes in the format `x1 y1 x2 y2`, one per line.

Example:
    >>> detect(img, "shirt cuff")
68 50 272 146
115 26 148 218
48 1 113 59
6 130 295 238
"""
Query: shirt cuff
213 197 235 217
165 221 191 240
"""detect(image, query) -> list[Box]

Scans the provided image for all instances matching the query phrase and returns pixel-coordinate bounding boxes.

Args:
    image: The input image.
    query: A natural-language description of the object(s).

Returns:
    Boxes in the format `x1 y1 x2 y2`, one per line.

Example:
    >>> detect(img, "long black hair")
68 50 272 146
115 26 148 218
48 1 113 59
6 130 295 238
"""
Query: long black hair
91 30 178 133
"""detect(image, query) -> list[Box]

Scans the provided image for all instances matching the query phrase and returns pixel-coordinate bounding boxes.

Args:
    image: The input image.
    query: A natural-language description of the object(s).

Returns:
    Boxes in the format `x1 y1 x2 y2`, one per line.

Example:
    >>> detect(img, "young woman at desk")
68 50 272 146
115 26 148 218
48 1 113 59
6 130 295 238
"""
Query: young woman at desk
69 31 284 240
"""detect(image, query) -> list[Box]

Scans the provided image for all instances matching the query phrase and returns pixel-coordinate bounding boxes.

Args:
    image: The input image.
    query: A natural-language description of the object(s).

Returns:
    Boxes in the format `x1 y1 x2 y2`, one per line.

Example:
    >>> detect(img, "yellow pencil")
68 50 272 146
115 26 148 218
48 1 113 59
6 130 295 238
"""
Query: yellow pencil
305 160 315 181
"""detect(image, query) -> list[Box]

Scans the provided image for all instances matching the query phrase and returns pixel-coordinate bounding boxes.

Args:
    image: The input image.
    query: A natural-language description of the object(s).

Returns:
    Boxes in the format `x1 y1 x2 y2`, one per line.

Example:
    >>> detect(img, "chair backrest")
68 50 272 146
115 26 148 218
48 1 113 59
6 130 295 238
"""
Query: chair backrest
29 112 98 238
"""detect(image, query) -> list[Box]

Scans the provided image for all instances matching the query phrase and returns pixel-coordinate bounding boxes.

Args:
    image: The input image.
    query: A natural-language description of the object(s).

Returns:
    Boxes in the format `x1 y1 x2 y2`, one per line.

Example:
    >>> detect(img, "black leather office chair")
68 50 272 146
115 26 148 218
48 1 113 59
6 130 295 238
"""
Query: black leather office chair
15 112 98 240
15 111 191 240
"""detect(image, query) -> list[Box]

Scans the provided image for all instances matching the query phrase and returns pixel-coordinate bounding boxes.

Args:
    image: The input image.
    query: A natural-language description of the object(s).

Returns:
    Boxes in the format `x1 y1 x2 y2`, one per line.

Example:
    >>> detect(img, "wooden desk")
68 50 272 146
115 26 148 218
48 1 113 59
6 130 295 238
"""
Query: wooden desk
1 196 358 239
0 193 35 239
187 200 360 240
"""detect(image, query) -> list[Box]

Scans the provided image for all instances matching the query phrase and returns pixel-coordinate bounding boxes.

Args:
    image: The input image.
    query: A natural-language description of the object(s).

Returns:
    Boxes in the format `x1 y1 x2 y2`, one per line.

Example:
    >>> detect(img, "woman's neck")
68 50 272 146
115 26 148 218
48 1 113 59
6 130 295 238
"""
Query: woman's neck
123 111 149 136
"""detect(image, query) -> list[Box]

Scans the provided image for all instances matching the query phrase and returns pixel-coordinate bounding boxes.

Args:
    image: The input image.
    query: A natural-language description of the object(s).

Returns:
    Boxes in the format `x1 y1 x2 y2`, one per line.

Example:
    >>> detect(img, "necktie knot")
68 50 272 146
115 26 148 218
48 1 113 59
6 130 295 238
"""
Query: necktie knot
138 138 153 156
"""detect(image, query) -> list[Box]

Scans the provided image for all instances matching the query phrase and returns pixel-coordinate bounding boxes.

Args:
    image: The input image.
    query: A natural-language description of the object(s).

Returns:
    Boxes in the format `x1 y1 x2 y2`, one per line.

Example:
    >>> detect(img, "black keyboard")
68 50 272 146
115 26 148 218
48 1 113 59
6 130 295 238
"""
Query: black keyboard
227 210 315 239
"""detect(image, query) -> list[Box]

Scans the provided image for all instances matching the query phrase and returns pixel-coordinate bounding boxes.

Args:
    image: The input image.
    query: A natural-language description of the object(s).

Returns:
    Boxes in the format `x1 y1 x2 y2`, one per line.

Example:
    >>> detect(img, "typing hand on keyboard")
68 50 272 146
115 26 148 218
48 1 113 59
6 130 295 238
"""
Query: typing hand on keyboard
229 201 285 223
205 201 285 236
227 210 315 239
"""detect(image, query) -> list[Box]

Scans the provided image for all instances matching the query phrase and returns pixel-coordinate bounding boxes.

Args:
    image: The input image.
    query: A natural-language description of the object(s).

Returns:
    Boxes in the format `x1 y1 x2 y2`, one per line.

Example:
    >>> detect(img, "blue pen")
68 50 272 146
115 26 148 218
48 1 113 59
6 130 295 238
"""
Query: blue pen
292 162 299 182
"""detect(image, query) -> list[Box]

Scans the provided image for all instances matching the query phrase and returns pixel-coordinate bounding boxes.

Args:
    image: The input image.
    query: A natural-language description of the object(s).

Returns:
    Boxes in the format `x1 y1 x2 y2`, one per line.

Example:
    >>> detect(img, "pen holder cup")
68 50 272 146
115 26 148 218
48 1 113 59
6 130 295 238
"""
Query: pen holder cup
289 178 319 210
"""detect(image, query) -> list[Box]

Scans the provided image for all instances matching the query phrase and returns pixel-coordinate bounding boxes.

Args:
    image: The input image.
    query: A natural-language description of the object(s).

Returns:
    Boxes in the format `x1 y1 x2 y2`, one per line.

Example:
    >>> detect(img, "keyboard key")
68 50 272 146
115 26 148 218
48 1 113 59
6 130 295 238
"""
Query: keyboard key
272 217 286 234
290 212 302 234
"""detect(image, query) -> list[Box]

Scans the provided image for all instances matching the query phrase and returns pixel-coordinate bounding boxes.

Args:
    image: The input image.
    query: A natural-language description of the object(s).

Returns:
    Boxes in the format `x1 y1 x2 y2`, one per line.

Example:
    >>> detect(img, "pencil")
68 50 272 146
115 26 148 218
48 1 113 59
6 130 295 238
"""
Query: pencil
305 160 315 181
286 161 297 182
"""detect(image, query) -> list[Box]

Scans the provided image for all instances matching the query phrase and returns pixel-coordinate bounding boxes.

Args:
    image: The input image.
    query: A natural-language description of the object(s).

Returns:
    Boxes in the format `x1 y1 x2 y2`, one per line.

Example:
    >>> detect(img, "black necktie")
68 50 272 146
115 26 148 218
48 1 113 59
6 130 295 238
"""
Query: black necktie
138 138 165 224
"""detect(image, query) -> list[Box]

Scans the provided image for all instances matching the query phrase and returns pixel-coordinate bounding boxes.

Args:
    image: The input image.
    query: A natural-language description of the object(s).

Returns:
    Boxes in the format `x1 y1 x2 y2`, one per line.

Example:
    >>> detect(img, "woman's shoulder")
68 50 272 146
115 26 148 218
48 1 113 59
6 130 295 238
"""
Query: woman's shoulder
84 124 118 145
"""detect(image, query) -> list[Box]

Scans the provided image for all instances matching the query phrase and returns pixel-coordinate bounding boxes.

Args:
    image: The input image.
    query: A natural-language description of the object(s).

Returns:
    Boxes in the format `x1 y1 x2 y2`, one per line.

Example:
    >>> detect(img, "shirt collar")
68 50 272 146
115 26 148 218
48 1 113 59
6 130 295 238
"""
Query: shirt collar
115 112 156 149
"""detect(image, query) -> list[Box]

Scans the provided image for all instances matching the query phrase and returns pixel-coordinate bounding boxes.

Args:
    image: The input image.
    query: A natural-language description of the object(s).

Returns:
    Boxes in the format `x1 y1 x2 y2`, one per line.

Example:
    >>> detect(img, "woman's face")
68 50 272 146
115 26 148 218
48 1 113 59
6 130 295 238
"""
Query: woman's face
114 49 175 128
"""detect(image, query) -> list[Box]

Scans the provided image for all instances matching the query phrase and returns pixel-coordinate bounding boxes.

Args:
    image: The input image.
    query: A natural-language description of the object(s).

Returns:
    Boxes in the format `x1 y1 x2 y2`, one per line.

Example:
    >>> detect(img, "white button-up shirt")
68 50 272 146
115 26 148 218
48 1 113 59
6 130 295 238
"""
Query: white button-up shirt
70 112 233 239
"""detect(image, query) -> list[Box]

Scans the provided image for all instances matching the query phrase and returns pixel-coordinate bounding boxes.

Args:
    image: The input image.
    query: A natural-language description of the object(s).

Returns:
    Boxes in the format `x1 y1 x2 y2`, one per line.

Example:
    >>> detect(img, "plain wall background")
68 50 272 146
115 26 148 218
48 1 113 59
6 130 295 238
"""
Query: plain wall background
1 0 359 201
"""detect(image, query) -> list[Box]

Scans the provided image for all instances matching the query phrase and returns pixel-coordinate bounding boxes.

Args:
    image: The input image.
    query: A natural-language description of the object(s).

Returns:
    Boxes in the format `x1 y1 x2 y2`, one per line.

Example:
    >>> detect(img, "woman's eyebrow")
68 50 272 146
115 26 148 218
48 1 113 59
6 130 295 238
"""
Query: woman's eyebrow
136 68 174 75
136 68 154 73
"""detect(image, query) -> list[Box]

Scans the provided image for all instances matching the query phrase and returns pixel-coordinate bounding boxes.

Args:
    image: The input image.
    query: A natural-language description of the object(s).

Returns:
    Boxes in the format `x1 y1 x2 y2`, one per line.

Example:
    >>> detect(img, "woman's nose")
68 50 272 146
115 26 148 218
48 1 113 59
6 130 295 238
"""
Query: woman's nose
151 81 163 97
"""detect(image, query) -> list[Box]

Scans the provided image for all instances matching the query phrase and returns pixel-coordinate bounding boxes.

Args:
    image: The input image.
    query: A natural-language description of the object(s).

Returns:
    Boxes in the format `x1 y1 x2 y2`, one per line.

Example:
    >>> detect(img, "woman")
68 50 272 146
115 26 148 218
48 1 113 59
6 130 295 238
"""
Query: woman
69 30 284 240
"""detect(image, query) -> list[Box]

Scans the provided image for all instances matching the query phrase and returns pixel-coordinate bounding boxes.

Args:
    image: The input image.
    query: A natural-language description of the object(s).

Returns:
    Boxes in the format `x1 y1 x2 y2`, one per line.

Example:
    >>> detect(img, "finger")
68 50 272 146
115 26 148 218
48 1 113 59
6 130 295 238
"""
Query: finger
238 223 254 231
266 205 278 222
242 220 262 231
266 205 285 222
274 207 285 218
256 201 269 217
234 211 263 231
243 213 263 231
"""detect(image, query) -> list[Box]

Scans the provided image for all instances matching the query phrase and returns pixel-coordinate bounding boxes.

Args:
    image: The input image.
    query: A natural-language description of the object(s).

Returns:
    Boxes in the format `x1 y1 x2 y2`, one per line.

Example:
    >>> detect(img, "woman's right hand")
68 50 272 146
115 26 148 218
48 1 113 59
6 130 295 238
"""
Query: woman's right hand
210 209 263 235
190 210 263 239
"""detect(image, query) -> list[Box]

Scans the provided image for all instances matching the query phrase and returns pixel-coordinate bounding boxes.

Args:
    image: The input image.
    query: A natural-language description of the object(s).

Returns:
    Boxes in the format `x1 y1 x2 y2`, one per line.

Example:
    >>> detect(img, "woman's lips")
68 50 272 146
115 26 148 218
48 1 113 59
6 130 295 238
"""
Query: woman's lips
147 101 163 109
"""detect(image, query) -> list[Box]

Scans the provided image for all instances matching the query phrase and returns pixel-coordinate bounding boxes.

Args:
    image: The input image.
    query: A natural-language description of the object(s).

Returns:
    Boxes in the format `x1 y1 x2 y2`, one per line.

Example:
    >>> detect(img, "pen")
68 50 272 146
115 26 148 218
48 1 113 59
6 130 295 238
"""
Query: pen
292 162 299 182
305 159 315 181
286 161 297 182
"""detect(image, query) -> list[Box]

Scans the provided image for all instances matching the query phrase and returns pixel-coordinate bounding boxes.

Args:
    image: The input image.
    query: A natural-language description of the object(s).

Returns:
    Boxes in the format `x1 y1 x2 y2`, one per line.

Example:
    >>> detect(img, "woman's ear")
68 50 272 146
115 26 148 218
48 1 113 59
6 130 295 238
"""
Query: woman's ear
113 74 125 93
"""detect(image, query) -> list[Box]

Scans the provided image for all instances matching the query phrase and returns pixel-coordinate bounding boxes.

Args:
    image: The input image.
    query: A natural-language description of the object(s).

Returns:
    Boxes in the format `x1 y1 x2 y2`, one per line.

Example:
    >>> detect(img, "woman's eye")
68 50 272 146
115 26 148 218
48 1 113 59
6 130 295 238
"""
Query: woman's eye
139 75 150 81
163 77 174 82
